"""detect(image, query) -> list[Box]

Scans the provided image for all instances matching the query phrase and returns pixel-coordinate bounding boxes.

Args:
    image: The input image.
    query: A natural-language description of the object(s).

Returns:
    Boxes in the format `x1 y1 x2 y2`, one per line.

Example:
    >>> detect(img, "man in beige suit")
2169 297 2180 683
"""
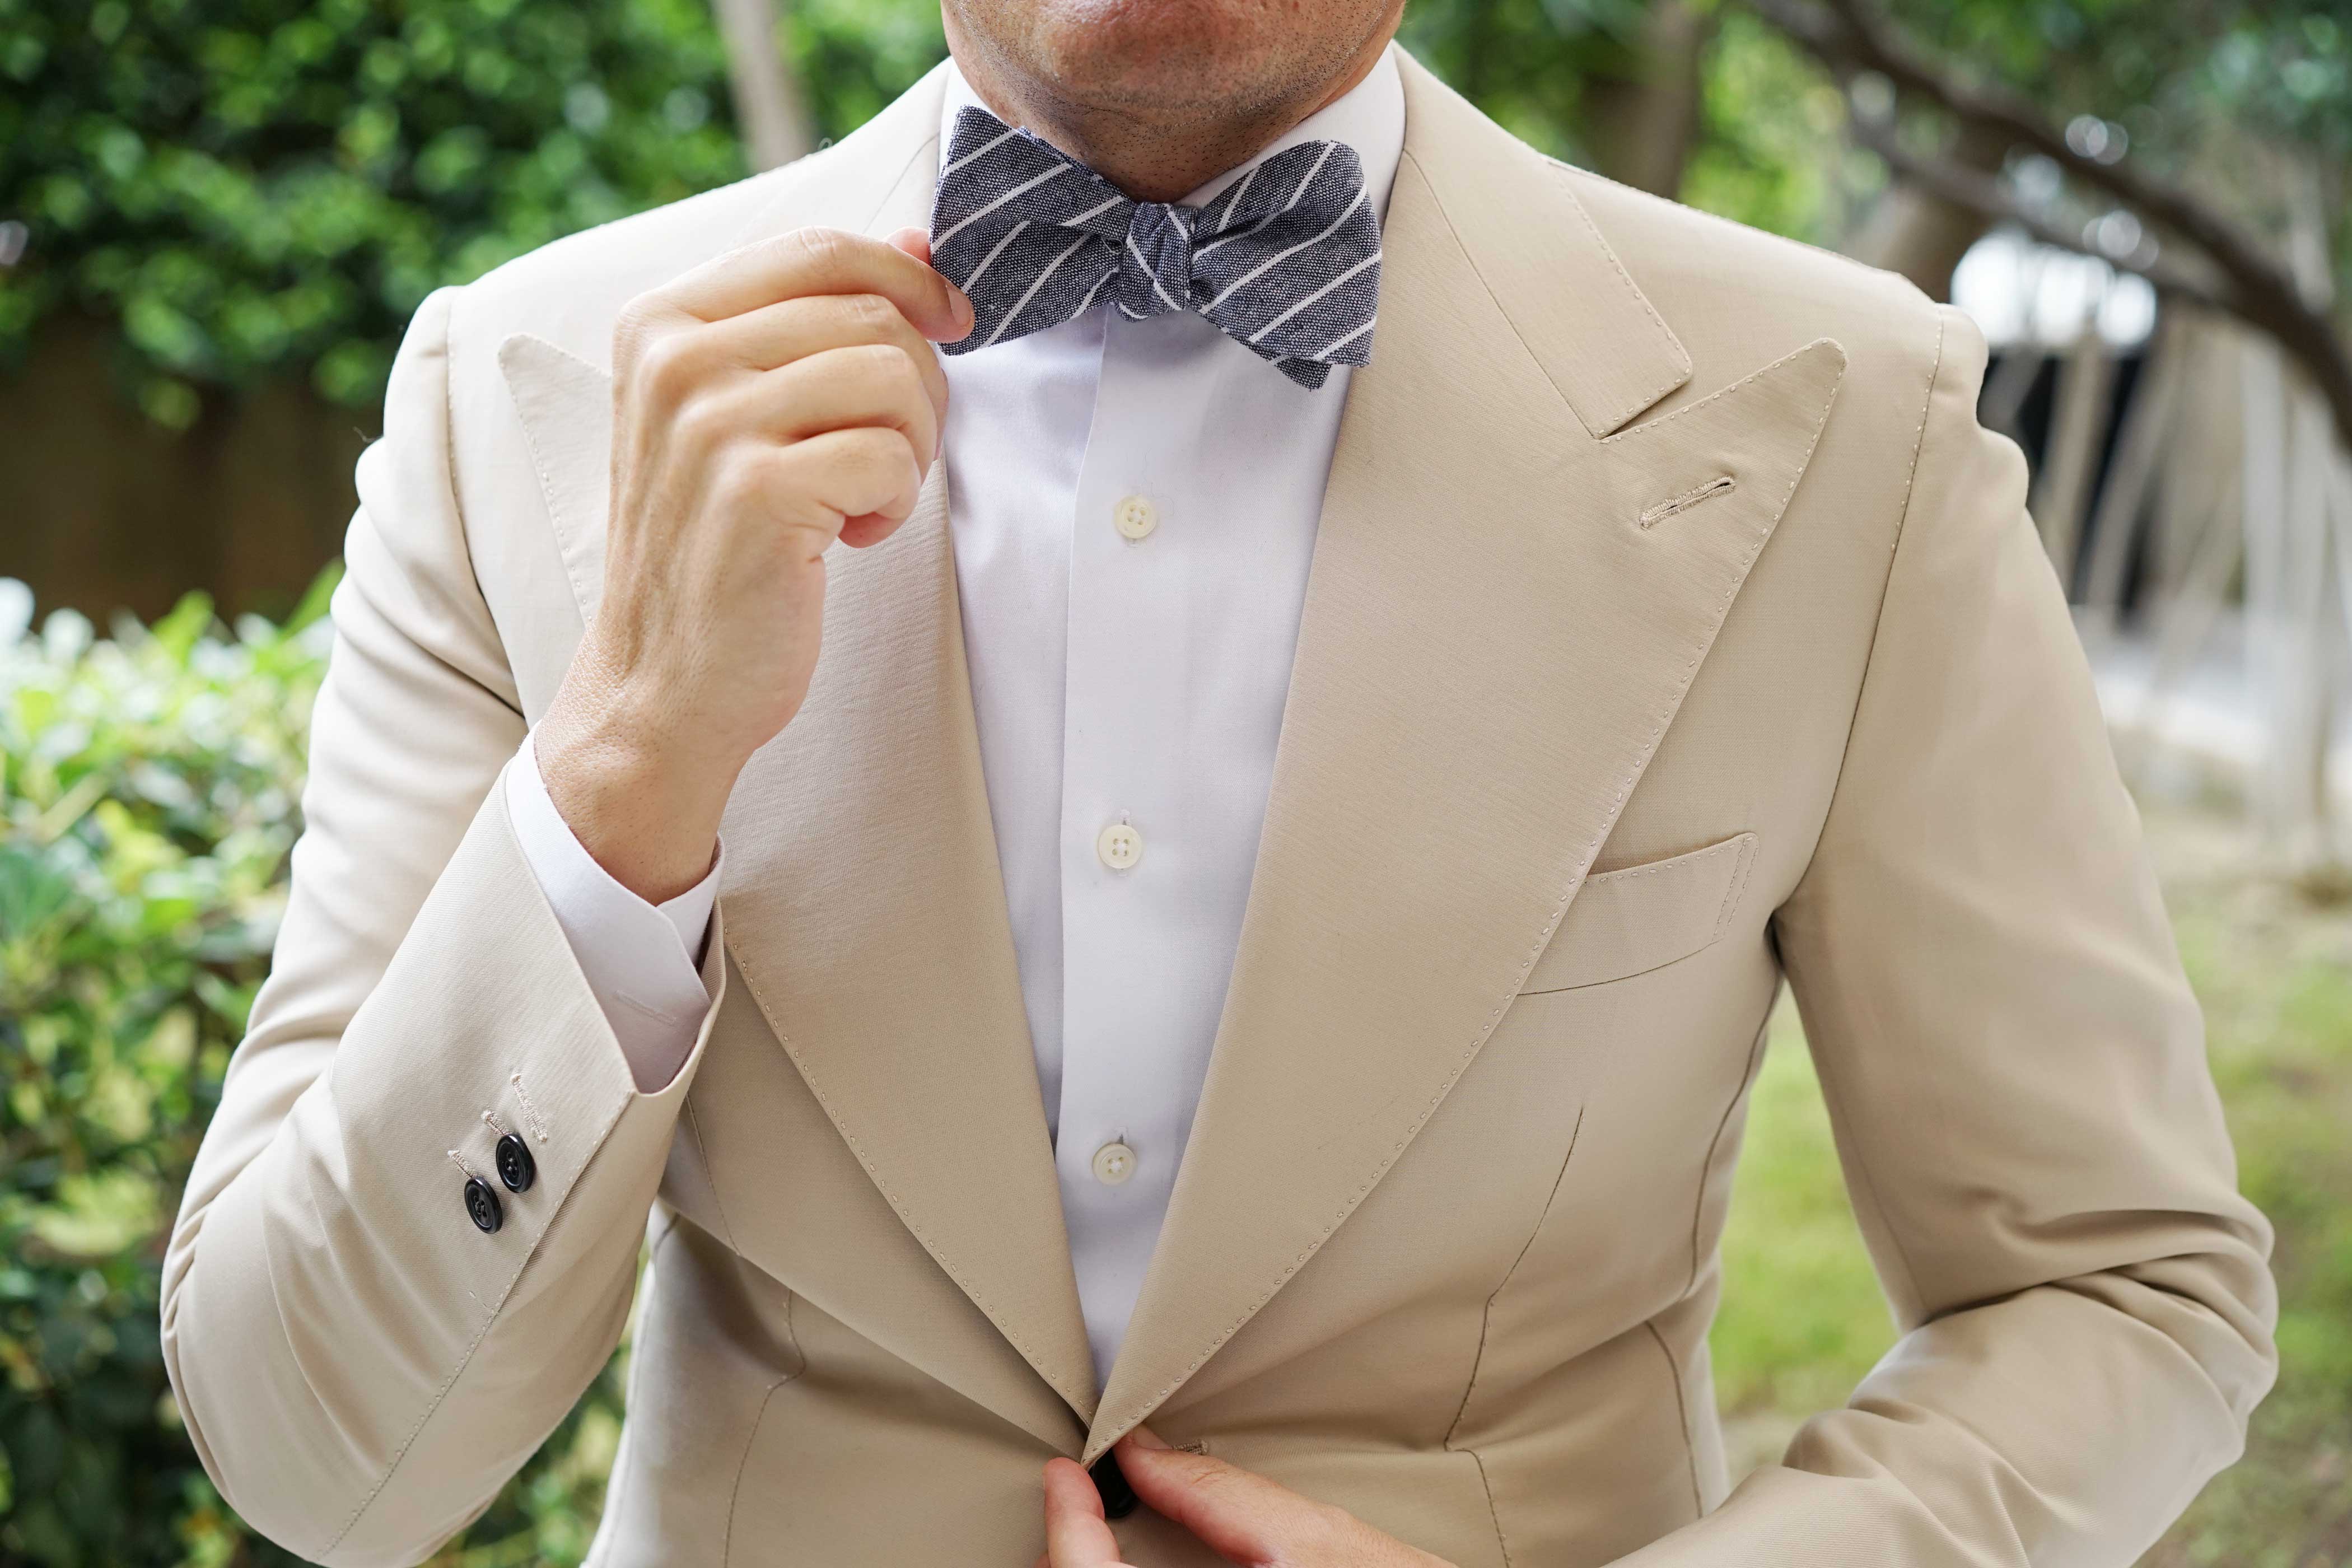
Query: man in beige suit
161 0 2276 1562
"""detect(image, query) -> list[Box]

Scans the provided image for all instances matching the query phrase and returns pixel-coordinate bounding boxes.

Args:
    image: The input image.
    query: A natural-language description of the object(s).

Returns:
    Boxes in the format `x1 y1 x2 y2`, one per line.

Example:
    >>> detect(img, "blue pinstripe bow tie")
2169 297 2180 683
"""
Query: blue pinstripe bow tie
927 105 1383 389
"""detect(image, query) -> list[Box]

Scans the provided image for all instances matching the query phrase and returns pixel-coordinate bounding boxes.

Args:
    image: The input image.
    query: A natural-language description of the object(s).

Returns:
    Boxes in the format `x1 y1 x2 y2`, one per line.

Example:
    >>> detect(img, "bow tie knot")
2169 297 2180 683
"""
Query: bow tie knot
928 105 1382 389
1117 202 1198 320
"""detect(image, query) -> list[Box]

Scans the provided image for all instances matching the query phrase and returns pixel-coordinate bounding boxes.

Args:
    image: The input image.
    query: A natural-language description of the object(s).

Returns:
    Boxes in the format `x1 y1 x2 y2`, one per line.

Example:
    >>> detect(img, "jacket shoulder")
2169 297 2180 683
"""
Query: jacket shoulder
1561 165 1950 407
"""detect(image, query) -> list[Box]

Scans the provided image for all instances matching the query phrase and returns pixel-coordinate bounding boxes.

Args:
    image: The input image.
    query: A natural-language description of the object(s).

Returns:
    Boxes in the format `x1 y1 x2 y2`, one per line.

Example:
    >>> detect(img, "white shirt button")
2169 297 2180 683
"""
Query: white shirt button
1096 821 1143 870
1091 1141 1138 1185
1113 494 1159 541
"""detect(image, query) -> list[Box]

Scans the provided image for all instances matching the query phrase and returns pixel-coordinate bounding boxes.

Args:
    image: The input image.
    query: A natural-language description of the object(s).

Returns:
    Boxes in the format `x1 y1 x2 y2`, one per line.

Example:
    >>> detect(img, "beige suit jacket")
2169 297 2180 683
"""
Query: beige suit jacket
161 54 2276 1568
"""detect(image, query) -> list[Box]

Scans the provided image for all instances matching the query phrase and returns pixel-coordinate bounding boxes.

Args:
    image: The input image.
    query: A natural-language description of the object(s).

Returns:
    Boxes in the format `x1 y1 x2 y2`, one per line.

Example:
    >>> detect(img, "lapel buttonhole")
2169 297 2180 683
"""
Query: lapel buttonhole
1638 474 1738 530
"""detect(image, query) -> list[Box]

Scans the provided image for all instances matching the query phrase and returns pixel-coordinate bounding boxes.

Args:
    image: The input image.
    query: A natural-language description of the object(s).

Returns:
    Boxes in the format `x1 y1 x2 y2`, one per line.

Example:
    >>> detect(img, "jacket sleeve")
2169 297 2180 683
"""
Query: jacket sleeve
159 287 729 1568
1621 304 2276 1566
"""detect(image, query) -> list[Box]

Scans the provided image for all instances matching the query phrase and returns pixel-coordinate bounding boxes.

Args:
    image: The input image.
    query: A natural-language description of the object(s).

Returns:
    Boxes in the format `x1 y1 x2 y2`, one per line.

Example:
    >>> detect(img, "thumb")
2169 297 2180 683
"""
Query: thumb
884 224 972 343
1042 1457 1132 1567
1114 1431 1302 1565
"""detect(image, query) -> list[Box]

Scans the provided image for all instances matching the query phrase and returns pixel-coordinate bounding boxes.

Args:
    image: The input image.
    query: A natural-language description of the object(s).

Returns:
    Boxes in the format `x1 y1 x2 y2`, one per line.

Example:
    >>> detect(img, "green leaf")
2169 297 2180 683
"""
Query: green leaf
146 593 214 663
281 561 344 637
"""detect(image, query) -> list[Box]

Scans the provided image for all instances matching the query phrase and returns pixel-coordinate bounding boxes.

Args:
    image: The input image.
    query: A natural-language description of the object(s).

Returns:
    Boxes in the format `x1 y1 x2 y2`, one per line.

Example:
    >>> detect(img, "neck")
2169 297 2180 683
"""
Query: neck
944 16 1401 204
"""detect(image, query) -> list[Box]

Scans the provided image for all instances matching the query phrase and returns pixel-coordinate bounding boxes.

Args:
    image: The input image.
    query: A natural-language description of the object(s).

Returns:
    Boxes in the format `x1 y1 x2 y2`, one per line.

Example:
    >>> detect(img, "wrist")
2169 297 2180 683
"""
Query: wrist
535 651 739 904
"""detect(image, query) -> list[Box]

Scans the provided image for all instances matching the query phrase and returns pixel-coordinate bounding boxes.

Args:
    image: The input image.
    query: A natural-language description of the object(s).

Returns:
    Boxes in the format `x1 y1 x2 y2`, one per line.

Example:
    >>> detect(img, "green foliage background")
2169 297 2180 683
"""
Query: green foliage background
0 581 646 1567
0 0 948 427
3 0 2342 433
1 580 334 1566
1396 0 2351 297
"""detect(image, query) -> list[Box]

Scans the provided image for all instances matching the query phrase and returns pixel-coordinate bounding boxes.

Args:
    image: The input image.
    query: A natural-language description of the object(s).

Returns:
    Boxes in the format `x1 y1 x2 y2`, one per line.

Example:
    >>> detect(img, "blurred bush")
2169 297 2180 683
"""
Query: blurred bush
0 578 625 1565
0 578 340 1564
0 0 947 430
0 0 741 427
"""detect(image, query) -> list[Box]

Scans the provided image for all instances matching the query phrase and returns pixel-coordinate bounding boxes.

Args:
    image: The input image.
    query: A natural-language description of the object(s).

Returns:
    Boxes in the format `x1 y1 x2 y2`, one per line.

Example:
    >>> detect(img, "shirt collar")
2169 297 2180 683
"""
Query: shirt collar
938 43 1406 226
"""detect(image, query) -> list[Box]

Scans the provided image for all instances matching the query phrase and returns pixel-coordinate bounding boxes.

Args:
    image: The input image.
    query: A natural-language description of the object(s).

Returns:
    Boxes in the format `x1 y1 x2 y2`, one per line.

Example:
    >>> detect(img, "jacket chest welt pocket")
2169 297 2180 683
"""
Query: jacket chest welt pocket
1520 832 1760 993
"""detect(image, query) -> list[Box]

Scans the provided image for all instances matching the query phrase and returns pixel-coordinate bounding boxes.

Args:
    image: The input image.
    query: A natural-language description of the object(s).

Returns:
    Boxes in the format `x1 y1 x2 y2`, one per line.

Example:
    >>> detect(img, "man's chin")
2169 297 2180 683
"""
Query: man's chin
961 0 1289 118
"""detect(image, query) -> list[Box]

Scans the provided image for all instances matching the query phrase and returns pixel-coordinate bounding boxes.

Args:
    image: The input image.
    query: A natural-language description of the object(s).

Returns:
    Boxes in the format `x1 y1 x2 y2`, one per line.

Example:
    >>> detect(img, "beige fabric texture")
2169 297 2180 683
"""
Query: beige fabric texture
161 54 2276 1568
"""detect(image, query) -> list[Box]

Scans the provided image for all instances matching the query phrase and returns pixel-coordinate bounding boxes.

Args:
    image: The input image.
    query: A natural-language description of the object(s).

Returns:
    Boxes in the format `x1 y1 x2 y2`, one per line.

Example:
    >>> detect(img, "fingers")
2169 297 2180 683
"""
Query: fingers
885 225 934 267
658 225 972 342
616 228 956 484
705 341 940 470
1042 1458 1131 1568
774 426 927 538
702 293 949 430
1114 1431 1335 1566
708 425 923 561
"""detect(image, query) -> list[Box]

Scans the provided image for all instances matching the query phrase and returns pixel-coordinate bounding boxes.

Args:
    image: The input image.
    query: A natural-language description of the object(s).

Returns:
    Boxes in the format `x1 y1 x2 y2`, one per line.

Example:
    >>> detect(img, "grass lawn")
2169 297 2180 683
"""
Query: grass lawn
1709 799 2352 1565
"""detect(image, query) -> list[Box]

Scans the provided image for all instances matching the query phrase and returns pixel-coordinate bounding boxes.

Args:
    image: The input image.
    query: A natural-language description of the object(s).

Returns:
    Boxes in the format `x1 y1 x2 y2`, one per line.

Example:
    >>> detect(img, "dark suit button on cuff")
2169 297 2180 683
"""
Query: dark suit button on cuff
495 1132 537 1192
1089 1451 1138 1520
464 1175 503 1233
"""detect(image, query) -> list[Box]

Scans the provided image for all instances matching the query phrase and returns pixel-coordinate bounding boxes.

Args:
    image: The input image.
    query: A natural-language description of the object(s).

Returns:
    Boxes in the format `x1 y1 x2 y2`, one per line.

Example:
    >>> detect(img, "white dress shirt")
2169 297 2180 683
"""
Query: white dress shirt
508 48 1404 1382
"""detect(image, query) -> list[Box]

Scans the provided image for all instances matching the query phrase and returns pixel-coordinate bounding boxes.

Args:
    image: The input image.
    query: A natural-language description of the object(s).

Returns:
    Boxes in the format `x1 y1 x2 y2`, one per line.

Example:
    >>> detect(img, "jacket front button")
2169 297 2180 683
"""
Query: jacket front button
1089 1451 1138 1520
464 1175 503 1233
495 1132 536 1193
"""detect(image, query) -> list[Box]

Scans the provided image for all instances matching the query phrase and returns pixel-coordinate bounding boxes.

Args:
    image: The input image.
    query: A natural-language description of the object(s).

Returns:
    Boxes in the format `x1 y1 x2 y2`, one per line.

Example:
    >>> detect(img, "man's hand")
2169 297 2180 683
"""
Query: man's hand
1038 1431 1455 1567
536 225 972 902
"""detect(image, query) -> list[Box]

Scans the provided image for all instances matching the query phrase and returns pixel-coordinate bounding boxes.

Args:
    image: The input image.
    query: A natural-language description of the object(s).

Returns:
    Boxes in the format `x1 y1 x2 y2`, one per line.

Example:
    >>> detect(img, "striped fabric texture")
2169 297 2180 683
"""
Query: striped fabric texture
927 105 1382 389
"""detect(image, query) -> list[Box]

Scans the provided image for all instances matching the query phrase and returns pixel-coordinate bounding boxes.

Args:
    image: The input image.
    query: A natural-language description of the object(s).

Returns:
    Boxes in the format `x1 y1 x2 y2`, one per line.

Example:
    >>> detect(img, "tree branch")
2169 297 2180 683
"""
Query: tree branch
1847 115 2238 317
1747 0 2352 451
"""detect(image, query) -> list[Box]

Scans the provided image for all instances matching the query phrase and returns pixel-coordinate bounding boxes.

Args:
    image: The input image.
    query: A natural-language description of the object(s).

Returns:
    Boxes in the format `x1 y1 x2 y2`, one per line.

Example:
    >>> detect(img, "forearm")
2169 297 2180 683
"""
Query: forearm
1613 1256 2268 1565
162 778 725 1566
152 274 750 1564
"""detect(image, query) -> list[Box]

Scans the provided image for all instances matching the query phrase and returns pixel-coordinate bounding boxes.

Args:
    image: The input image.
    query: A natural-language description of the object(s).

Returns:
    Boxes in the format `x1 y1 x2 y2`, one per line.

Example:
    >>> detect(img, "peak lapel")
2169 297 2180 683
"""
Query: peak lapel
710 76 1102 1427
1085 58 1846 1456
497 64 1101 1432
717 459 1100 1424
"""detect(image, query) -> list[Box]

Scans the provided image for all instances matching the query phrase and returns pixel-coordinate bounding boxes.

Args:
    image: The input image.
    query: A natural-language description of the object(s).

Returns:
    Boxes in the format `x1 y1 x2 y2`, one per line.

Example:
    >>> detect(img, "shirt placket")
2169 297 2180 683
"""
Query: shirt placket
1056 309 1216 1371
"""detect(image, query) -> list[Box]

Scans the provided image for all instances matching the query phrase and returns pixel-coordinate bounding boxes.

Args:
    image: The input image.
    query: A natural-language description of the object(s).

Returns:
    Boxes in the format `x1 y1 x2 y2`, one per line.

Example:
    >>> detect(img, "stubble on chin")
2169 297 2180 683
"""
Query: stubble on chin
942 0 1396 199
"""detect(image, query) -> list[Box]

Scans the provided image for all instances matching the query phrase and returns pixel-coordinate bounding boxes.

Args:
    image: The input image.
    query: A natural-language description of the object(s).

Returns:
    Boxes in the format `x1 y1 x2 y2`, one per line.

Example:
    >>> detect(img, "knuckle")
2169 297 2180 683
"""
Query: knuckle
837 291 898 337
852 341 923 400
1306 1502 1360 1552
1188 1458 1243 1494
848 424 911 477
670 387 734 452
879 340 926 389
712 441 774 506
612 294 664 358
788 225 856 270
632 328 701 402
803 429 871 491
865 430 922 493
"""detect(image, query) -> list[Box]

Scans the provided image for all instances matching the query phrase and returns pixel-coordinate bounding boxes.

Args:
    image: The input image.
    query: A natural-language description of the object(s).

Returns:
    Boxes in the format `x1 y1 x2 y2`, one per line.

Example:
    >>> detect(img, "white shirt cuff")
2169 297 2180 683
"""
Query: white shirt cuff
505 731 721 1091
